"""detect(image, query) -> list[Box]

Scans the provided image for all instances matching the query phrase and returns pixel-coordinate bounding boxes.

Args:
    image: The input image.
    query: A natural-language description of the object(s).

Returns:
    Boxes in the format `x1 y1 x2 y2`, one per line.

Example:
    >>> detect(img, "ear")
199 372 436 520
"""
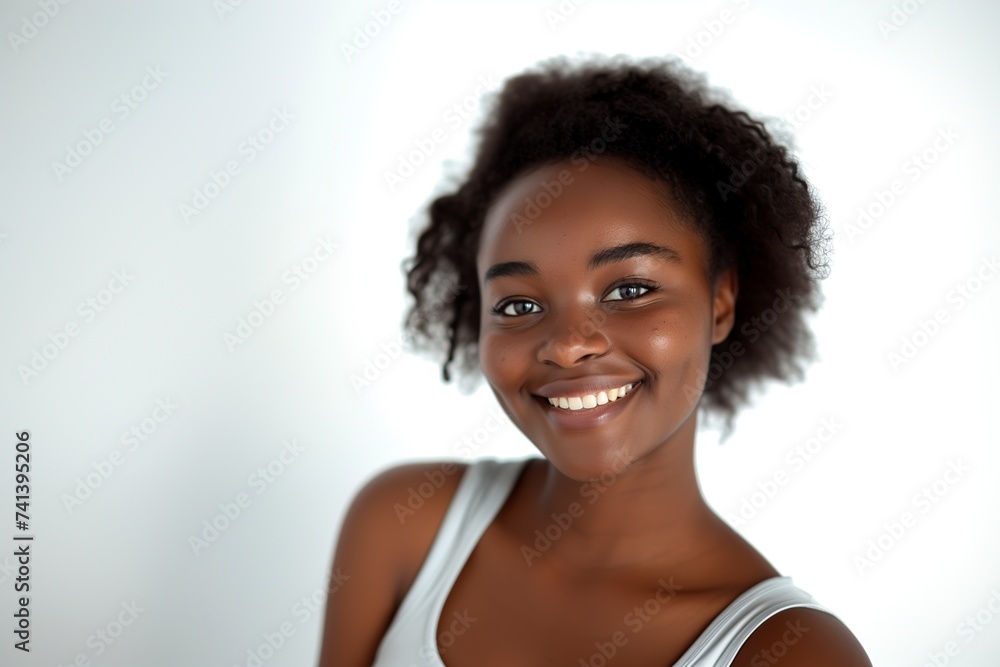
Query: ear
710 267 738 345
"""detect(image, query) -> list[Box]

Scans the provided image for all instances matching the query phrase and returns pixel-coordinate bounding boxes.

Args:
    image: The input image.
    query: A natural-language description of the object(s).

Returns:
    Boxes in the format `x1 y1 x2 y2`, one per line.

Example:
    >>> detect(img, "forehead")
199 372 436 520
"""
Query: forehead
476 159 699 271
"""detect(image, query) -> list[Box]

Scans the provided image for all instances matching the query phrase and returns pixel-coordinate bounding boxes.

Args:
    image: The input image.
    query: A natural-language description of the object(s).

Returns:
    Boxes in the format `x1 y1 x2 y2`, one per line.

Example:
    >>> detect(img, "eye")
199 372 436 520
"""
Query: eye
493 299 542 317
604 281 656 302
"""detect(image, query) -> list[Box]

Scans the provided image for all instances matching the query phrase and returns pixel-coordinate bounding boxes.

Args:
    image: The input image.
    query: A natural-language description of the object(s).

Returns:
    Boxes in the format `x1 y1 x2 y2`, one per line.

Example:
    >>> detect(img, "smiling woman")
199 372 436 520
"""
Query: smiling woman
476 160 731 483
318 55 873 666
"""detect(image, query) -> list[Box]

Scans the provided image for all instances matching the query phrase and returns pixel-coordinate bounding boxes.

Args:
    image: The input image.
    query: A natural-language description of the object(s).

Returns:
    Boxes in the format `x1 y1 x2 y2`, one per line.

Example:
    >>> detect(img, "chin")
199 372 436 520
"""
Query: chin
534 439 636 484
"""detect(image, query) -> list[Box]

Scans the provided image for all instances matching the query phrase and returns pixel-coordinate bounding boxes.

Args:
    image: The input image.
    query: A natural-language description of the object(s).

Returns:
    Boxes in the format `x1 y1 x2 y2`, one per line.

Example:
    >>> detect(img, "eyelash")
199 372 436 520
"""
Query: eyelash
490 279 659 317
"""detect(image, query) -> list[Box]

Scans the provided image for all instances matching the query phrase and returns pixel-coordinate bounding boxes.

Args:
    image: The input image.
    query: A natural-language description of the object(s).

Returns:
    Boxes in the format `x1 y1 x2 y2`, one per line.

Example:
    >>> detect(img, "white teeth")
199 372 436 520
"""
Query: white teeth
545 383 636 412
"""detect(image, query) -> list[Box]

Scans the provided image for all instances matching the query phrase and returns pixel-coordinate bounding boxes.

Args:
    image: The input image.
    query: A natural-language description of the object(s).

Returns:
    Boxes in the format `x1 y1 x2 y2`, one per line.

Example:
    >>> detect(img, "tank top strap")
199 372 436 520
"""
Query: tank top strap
672 575 831 666
379 457 532 640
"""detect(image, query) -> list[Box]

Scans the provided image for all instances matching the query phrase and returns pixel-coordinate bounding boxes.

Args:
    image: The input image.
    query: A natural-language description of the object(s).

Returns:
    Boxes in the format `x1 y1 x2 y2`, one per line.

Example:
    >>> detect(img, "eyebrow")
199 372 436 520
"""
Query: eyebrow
589 242 681 270
483 242 681 283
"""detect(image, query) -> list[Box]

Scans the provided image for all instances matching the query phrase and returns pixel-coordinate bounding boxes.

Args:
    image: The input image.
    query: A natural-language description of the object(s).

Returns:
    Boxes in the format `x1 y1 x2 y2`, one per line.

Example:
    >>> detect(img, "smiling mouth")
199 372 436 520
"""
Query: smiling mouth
536 381 642 412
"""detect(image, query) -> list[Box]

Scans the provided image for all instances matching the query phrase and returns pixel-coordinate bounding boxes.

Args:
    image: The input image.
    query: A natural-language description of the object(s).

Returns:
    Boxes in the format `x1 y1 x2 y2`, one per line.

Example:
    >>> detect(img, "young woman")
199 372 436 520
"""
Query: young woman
319 55 873 666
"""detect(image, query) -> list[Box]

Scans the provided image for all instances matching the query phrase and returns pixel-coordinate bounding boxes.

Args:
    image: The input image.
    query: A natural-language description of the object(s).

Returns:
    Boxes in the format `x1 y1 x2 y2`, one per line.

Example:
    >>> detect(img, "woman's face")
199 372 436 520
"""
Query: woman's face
475 159 737 481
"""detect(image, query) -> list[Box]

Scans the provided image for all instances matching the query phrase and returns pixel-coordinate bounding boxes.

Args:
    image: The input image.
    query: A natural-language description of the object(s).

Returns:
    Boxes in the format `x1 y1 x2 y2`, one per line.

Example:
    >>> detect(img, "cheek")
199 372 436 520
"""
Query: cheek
645 309 706 359
644 313 713 392
478 330 527 389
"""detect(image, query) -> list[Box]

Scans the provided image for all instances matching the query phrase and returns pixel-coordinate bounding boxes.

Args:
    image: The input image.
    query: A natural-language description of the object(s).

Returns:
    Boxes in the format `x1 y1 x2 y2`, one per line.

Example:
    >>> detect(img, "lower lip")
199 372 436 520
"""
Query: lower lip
535 382 642 431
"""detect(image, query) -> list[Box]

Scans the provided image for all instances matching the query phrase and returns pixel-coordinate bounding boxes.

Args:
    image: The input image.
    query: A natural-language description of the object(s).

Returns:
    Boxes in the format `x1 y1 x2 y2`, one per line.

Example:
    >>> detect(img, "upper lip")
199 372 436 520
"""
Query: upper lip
533 377 643 399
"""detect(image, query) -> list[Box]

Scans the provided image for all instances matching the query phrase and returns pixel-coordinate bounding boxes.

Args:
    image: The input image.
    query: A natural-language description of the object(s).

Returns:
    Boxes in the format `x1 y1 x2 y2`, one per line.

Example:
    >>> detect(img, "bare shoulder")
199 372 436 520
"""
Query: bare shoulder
317 460 470 667
353 459 472 584
730 607 873 667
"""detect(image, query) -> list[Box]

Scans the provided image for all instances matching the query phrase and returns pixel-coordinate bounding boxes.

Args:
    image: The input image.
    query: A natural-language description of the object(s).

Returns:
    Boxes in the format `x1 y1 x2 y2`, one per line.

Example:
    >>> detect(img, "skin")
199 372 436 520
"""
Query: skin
317 158 872 666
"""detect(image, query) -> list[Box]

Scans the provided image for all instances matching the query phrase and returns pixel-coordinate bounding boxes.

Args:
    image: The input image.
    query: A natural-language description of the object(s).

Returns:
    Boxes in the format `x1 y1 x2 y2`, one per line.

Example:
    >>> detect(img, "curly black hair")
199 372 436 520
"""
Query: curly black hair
401 54 830 432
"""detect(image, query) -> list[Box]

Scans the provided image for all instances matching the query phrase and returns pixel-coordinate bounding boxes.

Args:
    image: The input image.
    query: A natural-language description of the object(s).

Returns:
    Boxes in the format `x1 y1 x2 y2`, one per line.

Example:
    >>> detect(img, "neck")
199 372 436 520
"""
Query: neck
522 413 725 574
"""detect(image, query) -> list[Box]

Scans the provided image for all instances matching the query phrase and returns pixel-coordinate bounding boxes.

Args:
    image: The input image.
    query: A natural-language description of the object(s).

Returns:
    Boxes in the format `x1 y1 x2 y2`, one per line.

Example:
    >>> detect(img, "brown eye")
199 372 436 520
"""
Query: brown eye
494 300 541 316
604 283 654 301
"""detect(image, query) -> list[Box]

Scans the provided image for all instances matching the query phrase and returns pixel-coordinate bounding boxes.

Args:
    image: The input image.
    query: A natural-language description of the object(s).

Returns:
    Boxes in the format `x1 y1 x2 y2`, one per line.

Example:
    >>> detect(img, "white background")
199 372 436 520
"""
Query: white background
1 0 998 665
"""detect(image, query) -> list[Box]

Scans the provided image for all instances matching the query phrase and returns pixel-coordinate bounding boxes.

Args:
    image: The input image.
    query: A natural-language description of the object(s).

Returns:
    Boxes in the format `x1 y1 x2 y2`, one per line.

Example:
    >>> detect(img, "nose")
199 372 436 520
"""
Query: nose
536 304 610 367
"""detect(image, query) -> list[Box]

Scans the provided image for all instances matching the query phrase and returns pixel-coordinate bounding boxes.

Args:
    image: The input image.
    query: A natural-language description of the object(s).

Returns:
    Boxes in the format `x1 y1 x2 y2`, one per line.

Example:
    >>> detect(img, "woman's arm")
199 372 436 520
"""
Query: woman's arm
316 462 468 666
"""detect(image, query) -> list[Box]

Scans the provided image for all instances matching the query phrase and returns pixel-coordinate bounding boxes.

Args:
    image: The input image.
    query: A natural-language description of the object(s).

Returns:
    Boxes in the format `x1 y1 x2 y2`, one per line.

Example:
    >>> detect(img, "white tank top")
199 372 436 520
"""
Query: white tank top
371 457 833 667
